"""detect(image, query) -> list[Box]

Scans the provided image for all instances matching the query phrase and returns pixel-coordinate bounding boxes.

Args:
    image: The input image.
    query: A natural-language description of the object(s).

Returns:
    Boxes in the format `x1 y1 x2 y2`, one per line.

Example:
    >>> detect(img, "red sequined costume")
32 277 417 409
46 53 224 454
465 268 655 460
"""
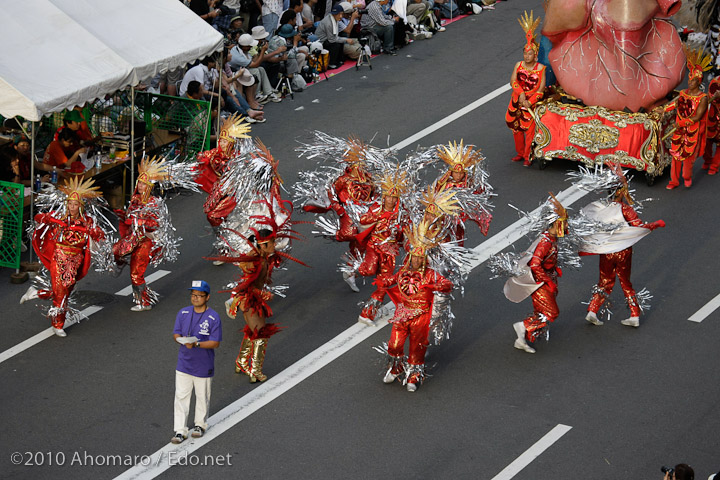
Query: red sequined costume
522 231 560 342
33 212 103 329
665 91 708 188
702 76 720 175
586 202 664 318
356 200 404 322
113 193 161 308
665 47 711 189
331 166 375 247
506 11 546 165
383 265 453 386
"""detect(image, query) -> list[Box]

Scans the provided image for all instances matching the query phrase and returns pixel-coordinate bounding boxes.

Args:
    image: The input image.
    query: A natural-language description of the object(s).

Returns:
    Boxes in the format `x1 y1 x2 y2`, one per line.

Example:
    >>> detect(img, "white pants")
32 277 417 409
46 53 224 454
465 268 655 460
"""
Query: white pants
174 370 212 436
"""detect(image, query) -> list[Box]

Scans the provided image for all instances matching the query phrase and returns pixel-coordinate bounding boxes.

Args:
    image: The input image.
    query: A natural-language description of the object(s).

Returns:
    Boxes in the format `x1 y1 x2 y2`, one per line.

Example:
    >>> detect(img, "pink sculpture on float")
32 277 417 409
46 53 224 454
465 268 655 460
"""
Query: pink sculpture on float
542 0 685 112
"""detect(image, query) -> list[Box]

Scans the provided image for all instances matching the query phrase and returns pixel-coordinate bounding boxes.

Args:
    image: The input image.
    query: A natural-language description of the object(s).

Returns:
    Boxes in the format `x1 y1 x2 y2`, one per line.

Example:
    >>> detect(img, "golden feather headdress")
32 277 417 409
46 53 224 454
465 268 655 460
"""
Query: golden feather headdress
59 176 102 204
219 113 252 144
137 156 169 185
379 168 410 198
518 10 541 53
684 45 713 80
405 219 438 258
548 192 567 238
438 140 482 173
421 184 460 218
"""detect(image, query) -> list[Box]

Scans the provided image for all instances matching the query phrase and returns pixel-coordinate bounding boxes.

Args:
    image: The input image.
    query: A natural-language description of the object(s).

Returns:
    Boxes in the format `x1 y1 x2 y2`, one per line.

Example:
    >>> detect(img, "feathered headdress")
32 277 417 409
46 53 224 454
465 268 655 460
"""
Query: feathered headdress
137 156 169 185
58 176 102 208
219 113 252 144
379 168 410 197
252 139 283 186
343 137 372 181
518 10 541 54
549 192 567 237
405 219 438 259
421 184 460 218
438 140 483 173
684 45 713 80
606 161 634 205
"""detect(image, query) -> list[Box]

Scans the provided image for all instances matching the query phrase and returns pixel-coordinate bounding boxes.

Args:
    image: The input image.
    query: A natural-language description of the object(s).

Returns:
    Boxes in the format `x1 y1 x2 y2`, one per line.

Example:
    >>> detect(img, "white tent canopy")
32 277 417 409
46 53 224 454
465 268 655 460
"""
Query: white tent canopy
0 0 223 121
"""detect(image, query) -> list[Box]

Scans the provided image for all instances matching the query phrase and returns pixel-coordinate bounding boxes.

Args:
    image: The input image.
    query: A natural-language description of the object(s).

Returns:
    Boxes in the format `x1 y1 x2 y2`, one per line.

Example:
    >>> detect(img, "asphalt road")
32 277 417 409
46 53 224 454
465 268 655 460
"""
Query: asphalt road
2 2 719 479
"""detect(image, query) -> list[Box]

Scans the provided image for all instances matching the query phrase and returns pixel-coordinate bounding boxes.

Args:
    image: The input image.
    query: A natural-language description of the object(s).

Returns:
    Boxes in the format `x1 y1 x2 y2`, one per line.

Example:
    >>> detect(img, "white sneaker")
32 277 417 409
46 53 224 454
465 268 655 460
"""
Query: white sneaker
424 31 433 39
585 311 604 326
270 93 283 103
212 260 224 266
20 286 39 304
343 272 359 292
358 315 374 326
437 26 446 32
383 370 397 384
514 338 536 354
53 327 67 337
406 382 417 392
621 316 640 328
131 304 152 312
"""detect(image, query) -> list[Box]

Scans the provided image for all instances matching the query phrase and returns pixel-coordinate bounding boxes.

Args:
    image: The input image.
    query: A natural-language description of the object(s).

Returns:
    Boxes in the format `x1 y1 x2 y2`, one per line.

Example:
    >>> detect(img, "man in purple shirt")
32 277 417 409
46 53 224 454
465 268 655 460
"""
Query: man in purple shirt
171 280 222 444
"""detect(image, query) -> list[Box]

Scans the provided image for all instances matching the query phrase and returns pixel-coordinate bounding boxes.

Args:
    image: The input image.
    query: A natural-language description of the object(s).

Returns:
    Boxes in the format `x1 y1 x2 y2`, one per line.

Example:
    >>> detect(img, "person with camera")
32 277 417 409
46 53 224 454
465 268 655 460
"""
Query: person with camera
265 23 308 91
662 464 695 480
316 4 362 69
360 0 399 55
230 33 284 104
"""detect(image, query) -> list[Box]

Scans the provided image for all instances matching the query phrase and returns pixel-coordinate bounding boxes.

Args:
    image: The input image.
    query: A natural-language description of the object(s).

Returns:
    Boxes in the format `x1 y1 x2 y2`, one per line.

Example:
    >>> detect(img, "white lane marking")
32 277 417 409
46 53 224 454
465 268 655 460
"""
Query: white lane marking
688 292 720 322
115 270 172 296
0 306 103 364
116 186 589 480
490 424 573 480
391 83 511 151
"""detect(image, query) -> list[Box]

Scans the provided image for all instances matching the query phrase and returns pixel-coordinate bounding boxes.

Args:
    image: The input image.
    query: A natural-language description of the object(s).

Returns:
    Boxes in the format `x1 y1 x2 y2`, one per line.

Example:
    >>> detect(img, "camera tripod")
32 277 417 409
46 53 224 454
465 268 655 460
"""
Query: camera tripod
356 43 372 70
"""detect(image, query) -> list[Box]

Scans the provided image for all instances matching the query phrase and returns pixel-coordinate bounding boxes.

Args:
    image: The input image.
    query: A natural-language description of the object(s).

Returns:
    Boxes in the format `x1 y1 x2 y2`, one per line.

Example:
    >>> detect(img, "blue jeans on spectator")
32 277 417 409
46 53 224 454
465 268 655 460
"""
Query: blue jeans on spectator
262 13 279 37
371 24 394 51
217 89 251 116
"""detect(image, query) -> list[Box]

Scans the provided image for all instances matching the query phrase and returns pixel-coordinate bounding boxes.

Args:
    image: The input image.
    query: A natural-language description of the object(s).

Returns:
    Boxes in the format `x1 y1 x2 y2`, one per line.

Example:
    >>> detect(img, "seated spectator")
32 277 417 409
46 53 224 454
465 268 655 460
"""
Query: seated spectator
360 0 398 54
5 135 45 186
230 34 283 104
54 109 95 144
284 0 314 33
316 4 362 69
222 47 263 110
278 11 310 70
42 128 86 169
266 24 308 91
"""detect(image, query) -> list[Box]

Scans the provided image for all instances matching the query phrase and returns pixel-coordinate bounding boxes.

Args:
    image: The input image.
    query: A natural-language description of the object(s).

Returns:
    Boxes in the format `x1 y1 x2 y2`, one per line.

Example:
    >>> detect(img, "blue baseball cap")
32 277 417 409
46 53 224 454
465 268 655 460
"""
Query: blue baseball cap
331 3 344 14
188 280 211 294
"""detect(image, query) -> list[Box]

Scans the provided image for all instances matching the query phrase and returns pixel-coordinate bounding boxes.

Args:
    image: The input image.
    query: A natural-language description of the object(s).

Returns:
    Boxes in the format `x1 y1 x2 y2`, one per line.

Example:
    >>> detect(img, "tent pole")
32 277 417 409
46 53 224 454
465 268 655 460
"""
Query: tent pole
131 86 136 188
216 52 223 148
28 121 35 264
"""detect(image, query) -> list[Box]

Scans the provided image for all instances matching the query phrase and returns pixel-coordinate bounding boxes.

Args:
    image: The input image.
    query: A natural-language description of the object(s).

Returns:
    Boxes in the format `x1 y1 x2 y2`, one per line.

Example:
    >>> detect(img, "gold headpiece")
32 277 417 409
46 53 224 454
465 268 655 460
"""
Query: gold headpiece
59 176 102 205
421 184 460 218
343 138 370 180
379 168 409 198
137 156 169 186
548 192 567 238
684 45 713 81
405 219 438 259
438 140 482 173
219 113 252 144
518 10 541 54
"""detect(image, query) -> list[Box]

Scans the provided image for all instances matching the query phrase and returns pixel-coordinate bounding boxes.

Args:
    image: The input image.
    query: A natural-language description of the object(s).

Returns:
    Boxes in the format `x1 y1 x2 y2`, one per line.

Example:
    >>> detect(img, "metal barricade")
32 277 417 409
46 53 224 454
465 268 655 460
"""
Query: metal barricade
0 181 24 269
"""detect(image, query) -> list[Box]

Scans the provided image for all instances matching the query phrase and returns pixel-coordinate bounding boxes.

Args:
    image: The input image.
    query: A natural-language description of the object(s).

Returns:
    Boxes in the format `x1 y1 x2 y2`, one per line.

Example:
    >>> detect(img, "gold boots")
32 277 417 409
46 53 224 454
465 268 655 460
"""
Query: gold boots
234 336 252 375
249 338 269 383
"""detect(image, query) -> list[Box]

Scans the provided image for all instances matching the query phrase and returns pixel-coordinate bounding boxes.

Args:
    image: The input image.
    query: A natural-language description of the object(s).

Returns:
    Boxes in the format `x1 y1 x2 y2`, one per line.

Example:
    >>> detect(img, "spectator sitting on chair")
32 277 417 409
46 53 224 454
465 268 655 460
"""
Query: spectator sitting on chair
42 128 86 170
230 34 283 104
222 47 263 110
316 4 362 69
360 0 398 55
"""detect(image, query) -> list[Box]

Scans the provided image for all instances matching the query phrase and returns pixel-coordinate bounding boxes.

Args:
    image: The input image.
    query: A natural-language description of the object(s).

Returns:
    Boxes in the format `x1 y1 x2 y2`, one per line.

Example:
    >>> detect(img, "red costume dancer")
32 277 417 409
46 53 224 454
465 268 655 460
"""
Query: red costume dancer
433 140 492 244
584 167 665 328
506 11 546 167
380 221 453 392
220 205 305 383
356 171 409 326
664 47 710 190
703 76 720 175
113 157 169 311
201 116 252 231
30 177 104 336
512 194 567 354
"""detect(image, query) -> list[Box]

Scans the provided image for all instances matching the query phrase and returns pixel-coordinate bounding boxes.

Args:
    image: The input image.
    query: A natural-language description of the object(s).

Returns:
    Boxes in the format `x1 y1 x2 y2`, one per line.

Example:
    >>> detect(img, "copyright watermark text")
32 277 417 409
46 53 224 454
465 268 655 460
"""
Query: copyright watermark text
10 451 232 467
